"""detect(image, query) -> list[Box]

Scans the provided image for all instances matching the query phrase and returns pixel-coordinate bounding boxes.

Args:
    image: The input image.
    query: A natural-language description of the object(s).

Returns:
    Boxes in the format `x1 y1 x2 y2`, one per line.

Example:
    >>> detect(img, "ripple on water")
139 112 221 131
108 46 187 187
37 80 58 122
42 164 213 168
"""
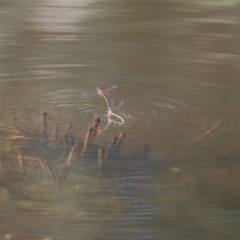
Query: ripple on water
1 82 240 161
0 87 134 139
124 84 240 160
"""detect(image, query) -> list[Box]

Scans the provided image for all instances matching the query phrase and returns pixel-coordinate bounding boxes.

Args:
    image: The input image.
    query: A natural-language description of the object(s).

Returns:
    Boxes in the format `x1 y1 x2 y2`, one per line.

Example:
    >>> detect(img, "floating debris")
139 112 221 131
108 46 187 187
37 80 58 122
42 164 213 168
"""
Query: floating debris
196 122 219 142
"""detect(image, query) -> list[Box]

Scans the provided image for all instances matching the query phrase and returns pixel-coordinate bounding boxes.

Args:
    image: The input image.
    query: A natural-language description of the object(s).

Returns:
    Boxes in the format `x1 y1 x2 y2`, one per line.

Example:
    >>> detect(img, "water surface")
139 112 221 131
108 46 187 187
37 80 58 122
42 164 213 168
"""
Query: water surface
0 1 240 239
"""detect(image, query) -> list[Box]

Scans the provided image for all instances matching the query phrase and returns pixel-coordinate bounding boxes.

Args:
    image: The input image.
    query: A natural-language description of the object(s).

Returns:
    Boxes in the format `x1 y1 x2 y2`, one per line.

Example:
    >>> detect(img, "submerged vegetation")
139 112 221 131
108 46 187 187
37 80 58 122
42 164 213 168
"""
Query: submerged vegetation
0 110 150 216
0 96 240 239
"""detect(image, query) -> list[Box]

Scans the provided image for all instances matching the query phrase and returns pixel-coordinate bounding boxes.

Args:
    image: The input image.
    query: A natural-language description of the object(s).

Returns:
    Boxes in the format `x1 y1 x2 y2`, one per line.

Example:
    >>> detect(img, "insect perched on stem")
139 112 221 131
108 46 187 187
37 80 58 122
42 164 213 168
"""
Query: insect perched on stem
83 85 129 130
83 86 118 111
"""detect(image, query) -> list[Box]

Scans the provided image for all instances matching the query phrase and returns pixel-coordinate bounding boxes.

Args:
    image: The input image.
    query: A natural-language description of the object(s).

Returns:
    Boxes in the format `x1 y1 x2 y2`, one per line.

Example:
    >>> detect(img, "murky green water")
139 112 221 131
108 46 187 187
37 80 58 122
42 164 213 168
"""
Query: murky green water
1 1 240 239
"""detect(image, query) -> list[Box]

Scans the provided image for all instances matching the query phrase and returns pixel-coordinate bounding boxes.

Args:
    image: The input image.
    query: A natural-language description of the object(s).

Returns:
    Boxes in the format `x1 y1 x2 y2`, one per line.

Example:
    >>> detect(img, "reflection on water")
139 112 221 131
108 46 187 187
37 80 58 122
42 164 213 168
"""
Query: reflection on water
34 0 91 40
1 0 240 239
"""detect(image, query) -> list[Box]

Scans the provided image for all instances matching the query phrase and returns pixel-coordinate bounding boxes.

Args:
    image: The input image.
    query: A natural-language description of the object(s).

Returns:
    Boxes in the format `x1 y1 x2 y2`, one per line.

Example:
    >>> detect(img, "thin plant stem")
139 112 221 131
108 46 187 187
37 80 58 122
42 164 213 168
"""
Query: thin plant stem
102 94 110 111
108 112 124 125
105 119 112 130
100 90 125 128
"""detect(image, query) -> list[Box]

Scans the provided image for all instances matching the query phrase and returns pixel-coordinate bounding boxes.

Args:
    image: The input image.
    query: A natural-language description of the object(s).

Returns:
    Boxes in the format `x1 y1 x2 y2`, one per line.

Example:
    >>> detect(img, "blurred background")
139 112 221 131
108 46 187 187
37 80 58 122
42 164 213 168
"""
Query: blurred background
1 0 240 239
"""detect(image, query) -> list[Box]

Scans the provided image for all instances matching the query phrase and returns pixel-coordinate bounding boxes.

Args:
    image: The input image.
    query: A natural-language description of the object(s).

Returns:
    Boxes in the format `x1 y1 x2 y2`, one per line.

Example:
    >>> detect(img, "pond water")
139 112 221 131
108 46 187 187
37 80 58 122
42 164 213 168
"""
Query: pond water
1 0 240 239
